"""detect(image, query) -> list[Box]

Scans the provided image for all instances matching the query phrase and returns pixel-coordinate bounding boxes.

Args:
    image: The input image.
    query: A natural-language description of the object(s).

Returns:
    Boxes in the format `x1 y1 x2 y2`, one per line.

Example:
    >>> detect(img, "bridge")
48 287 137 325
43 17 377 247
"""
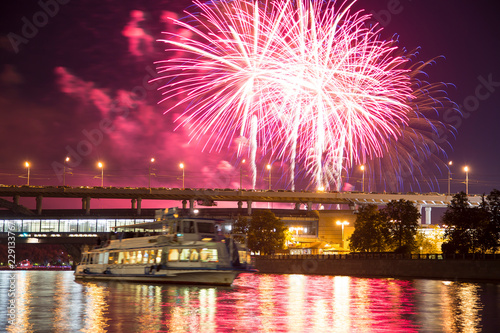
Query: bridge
0 185 482 224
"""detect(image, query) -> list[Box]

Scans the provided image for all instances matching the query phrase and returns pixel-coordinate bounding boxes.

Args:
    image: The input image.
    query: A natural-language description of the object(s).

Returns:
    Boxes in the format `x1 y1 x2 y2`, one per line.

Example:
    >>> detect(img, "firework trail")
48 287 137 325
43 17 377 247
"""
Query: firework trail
154 0 453 191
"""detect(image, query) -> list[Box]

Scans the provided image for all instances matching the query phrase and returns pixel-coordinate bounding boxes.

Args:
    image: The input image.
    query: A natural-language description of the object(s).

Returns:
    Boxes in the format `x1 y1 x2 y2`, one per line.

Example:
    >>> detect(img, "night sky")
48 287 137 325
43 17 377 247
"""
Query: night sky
1 0 500 210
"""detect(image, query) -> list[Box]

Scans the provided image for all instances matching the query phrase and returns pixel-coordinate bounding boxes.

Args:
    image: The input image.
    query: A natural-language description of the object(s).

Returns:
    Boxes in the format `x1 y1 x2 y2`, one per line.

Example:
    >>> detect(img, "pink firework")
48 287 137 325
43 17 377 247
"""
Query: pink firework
154 0 452 191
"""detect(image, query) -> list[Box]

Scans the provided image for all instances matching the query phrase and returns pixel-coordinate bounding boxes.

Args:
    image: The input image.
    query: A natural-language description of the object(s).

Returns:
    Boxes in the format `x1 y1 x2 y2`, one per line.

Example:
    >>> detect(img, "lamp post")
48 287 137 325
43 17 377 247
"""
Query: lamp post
24 161 30 186
360 165 365 192
63 157 70 186
179 163 185 189
464 166 469 196
336 220 349 248
447 161 452 196
98 162 104 187
240 159 246 190
266 164 271 190
149 158 155 189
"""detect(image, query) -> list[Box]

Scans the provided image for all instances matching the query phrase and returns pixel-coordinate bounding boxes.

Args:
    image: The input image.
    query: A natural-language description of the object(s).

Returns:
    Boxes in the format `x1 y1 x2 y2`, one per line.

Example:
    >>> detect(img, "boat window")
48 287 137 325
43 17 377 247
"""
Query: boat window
118 252 125 264
137 251 143 263
189 249 199 262
179 248 190 262
155 249 163 264
130 251 137 264
197 222 214 234
142 250 149 264
123 252 130 264
183 221 195 234
200 248 218 262
168 249 179 261
148 250 156 264
108 252 117 264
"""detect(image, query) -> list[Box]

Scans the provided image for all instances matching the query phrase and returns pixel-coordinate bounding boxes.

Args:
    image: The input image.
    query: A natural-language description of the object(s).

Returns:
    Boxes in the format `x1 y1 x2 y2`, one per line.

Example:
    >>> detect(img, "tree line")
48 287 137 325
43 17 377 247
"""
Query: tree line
349 190 500 254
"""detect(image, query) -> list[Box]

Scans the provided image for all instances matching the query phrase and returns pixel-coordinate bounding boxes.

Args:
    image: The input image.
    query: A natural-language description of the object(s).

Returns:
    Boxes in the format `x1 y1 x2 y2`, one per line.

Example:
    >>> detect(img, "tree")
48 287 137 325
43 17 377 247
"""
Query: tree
349 204 391 252
441 192 490 254
382 199 421 253
233 210 287 255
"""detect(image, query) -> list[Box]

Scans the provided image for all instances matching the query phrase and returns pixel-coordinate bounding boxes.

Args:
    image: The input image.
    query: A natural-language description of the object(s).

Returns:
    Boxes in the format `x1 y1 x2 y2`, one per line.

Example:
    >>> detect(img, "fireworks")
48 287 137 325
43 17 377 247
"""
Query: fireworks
154 0 453 191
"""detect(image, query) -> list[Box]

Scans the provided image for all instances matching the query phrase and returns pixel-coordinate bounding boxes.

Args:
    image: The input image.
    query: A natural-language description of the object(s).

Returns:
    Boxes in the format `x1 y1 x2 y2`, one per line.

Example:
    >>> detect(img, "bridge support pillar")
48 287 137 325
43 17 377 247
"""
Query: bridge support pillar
189 198 195 214
13 195 20 205
131 198 136 209
182 200 187 210
82 197 91 215
307 201 312 210
425 207 432 225
137 197 142 215
36 195 43 215
416 204 422 224
247 200 252 215
237 201 243 209
295 203 301 210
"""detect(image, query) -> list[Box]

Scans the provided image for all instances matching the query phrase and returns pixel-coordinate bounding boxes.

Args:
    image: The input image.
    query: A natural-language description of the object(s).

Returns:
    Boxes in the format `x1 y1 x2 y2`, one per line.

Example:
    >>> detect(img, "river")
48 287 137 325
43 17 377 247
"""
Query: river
1 271 499 332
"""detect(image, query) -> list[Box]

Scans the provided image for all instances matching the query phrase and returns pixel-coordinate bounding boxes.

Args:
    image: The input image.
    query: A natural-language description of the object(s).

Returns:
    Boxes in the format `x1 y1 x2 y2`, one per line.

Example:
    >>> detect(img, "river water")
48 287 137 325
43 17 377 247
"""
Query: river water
1 271 499 332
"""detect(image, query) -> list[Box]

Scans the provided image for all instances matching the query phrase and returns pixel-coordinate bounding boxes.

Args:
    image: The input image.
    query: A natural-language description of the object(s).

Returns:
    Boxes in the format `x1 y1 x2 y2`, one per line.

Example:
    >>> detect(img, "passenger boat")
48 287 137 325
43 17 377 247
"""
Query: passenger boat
74 209 256 286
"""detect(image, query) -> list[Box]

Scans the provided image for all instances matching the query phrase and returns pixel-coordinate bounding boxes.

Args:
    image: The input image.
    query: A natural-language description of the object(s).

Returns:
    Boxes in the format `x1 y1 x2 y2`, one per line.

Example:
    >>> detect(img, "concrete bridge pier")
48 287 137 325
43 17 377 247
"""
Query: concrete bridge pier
131 198 136 209
307 201 312 210
247 200 252 215
237 201 243 209
82 197 91 215
425 206 432 225
36 195 43 215
295 203 301 210
137 198 142 215
416 204 422 224
189 198 195 214
182 200 187 210
13 195 20 205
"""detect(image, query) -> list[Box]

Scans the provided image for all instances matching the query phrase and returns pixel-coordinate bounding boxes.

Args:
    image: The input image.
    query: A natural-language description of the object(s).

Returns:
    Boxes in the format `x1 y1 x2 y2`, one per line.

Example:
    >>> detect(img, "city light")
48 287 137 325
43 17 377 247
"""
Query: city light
336 221 349 248
266 164 271 190
448 161 452 196
240 159 246 190
24 161 30 185
464 166 469 196
149 158 155 189
98 162 104 187
360 165 365 193
179 163 185 189
63 157 70 186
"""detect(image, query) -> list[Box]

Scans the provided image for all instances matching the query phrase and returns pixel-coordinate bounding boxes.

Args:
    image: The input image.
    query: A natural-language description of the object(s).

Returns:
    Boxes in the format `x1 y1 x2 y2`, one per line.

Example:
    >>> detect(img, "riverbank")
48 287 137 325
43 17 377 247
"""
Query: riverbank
254 254 500 282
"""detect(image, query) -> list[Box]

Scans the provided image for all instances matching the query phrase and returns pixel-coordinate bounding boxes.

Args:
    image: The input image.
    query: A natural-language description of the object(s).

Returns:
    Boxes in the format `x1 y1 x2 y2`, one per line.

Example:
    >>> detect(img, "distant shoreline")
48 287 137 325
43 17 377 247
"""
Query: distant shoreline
254 255 500 283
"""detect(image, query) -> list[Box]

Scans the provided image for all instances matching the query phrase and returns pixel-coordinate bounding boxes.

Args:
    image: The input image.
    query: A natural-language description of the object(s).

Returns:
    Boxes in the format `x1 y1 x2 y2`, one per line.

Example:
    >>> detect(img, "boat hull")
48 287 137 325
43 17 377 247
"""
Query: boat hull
74 267 250 286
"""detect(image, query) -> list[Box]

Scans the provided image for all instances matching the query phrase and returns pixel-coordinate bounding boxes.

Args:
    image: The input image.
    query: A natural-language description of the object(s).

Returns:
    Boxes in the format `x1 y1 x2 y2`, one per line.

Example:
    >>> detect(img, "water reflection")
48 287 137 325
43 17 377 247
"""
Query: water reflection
1 271 497 332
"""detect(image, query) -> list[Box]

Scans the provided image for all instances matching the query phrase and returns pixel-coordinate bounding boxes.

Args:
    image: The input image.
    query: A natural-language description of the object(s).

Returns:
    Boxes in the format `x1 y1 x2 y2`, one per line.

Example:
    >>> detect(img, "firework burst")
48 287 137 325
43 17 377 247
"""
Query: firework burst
154 0 454 191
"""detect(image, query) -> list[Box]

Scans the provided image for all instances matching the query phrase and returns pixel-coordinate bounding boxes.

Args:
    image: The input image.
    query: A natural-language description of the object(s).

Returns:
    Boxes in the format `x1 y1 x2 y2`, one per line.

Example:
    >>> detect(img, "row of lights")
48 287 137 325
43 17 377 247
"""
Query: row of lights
22 157 157 188
22 159 472 194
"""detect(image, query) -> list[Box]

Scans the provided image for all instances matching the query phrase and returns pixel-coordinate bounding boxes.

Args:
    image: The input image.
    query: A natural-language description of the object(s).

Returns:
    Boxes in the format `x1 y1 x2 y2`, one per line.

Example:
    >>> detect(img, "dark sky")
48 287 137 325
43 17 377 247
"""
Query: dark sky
1 0 500 208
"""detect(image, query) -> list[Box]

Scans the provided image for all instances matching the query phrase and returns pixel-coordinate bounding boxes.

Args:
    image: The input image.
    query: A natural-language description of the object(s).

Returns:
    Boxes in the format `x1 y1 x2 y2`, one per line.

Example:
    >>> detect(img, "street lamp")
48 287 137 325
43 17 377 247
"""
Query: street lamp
63 157 70 186
266 164 271 190
98 162 104 187
24 161 30 185
179 163 185 189
336 220 349 248
360 165 365 192
464 166 469 196
149 158 155 189
240 159 246 190
447 161 452 196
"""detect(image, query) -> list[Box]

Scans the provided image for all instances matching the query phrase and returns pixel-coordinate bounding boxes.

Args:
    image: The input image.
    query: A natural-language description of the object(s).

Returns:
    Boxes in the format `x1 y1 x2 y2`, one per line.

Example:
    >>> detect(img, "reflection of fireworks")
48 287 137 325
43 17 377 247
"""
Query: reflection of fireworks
155 0 453 190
